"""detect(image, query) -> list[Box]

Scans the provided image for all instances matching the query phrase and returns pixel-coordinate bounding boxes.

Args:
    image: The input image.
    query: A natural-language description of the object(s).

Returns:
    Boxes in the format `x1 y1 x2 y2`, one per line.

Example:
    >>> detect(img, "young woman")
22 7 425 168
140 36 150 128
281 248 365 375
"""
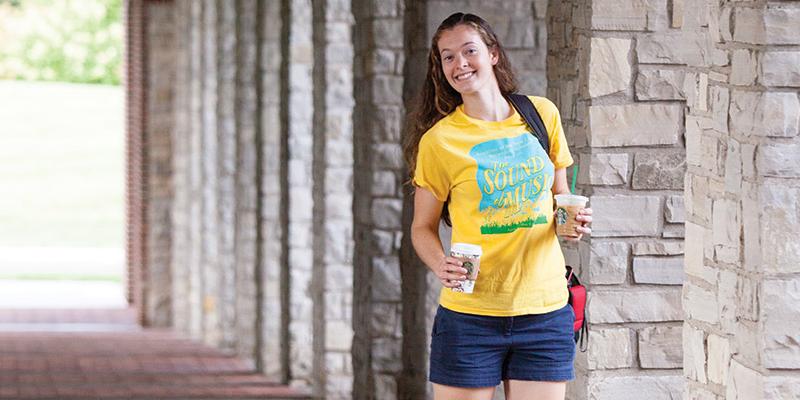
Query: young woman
403 13 593 400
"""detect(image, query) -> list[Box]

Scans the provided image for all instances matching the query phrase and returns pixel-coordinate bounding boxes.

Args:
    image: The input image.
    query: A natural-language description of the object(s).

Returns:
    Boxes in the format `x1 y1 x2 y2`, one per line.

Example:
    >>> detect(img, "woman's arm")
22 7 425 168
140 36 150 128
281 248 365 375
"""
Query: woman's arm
552 168 593 240
411 187 468 288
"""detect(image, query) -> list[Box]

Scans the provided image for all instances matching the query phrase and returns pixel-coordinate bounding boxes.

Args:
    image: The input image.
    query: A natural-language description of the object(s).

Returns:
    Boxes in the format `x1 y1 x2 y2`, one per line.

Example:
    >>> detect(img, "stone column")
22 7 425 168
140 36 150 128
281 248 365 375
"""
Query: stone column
200 0 222 348
312 1 355 398
286 0 316 388
171 0 192 335
217 0 238 353
353 0 407 399
144 0 176 328
259 0 285 383
684 1 800 399
550 0 687 398
234 0 262 366
186 0 205 340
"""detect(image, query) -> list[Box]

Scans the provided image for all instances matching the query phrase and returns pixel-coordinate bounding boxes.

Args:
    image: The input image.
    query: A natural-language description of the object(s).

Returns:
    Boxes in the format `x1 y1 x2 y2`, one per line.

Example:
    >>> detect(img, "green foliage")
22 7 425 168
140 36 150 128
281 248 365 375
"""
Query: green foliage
0 0 123 85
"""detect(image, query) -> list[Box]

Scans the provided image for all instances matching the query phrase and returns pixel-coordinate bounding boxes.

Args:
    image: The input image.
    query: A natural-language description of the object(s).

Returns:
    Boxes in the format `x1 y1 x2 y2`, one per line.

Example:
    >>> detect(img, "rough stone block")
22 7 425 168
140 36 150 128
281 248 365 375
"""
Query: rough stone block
325 320 353 351
684 323 707 384
762 278 800 368
591 0 648 30
712 198 740 251
761 51 800 87
707 334 730 385
733 7 765 45
710 85 729 133
632 152 686 190
371 171 397 197
588 104 682 147
374 19 403 49
730 90 800 138
726 359 763 400
757 143 800 178
588 375 684 400
591 195 661 237
662 225 685 239
371 337 402 373
633 256 684 285
587 328 633 369
375 374 398 400
371 198 401 230
684 283 719 324
764 376 800 400
717 270 738 332
588 288 682 323
371 256 401 302
731 49 757 85
725 139 742 194
637 31 706 65
589 37 632 97
635 68 686 100
578 153 629 185
646 0 669 31
371 302 400 338
665 195 685 223
671 0 683 28
760 185 800 273
589 242 629 285
639 325 682 369
633 240 683 256
764 6 800 45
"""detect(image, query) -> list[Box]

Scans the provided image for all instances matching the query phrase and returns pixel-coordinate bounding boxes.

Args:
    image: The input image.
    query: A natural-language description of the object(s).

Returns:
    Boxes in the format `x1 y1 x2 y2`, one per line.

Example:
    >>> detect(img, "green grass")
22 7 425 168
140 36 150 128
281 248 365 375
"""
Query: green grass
0 80 124 247
0 273 122 282
480 214 548 234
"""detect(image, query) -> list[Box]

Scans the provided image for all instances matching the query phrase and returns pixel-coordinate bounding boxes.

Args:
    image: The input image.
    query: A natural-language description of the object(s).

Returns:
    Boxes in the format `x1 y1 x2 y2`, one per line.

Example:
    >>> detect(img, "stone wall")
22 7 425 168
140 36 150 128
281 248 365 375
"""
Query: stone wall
550 0 689 398
353 0 406 399
684 1 800 399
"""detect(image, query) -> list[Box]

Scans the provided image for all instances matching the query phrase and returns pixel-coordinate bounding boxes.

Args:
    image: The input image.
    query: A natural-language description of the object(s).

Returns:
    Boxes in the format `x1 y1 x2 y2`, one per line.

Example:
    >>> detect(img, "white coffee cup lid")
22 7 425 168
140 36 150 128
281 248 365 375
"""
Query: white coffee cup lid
554 194 589 206
451 243 482 256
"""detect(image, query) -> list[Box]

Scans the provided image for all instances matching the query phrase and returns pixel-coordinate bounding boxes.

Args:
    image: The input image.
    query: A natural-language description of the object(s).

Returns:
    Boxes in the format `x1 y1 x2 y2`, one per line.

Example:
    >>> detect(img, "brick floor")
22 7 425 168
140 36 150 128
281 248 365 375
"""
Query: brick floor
0 308 311 399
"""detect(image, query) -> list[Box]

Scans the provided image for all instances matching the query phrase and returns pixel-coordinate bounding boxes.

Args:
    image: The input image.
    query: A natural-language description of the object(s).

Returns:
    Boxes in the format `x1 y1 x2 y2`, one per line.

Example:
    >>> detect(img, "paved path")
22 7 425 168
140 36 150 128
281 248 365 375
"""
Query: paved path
0 309 310 399
0 280 127 309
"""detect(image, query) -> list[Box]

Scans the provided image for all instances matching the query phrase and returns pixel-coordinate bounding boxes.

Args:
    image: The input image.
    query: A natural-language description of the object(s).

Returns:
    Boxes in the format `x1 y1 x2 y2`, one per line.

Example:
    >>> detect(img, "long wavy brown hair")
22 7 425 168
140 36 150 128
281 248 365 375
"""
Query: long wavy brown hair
403 12 518 184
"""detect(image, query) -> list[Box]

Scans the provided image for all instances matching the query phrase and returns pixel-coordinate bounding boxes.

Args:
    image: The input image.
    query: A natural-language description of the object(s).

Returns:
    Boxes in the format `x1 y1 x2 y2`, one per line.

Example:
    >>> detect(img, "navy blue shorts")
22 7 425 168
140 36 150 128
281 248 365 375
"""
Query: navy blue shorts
429 304 576 388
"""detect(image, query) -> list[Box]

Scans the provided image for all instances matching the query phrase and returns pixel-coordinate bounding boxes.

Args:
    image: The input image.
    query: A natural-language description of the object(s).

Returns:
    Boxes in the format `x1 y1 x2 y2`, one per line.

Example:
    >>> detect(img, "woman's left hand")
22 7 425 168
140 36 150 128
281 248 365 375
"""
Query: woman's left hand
563 207 592 242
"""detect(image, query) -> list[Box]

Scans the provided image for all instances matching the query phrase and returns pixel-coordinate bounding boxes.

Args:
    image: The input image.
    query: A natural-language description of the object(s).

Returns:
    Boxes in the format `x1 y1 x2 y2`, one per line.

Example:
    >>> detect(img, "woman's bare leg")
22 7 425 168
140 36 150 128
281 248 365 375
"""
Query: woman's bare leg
504 380 566 400
433 383 496 400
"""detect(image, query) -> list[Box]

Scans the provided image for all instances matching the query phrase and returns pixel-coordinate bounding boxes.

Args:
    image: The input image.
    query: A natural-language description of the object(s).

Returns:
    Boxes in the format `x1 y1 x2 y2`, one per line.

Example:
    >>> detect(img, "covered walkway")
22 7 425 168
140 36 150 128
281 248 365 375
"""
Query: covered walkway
0 309 310 399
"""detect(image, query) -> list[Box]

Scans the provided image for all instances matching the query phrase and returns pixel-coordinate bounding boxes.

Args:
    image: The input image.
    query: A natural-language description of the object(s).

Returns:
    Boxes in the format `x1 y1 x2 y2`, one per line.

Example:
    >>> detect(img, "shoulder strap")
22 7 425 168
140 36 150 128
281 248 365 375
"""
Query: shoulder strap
507 93 550 156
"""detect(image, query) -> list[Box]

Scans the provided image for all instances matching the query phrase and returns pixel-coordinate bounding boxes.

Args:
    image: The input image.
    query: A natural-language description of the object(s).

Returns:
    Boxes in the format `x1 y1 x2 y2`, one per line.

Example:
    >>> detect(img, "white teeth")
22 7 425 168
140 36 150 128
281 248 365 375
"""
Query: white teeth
455 71 474 81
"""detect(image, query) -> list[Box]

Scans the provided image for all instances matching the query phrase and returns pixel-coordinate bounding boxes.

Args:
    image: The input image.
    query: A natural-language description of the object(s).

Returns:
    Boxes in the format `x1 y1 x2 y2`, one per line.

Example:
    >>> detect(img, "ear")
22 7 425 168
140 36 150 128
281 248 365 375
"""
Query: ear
490 48 499 66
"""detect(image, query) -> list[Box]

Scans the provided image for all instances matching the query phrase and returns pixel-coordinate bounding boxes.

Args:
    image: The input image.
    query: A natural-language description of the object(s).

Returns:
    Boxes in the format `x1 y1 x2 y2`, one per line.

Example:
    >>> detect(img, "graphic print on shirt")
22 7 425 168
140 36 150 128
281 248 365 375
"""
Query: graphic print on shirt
469 133 554 235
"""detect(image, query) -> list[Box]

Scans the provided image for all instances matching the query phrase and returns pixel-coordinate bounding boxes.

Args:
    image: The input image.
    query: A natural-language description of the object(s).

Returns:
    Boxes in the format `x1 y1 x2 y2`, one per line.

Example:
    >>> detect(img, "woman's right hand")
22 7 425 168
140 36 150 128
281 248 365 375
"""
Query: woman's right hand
433 256 468 288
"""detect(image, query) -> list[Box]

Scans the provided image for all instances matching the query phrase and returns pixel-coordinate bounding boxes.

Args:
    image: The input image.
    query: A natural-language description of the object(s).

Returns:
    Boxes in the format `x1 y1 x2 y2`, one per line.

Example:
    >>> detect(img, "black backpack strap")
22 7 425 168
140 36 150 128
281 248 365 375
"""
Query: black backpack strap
507 93 550 157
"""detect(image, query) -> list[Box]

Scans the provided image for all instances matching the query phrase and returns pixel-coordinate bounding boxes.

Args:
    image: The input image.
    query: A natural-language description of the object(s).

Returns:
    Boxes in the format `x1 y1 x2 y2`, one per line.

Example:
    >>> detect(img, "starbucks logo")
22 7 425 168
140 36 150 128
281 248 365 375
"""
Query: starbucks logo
462 261 474 275
556 207 568 225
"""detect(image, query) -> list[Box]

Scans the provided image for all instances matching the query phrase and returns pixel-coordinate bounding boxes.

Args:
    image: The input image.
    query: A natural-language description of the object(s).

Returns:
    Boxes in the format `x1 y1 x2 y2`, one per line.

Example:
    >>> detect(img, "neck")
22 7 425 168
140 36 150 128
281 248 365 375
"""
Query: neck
461 85 511 122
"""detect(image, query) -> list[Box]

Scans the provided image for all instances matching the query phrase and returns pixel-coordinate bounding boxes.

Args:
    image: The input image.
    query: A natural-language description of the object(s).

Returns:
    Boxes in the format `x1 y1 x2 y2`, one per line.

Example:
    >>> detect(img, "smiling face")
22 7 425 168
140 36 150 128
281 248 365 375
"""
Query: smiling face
437 24 499 97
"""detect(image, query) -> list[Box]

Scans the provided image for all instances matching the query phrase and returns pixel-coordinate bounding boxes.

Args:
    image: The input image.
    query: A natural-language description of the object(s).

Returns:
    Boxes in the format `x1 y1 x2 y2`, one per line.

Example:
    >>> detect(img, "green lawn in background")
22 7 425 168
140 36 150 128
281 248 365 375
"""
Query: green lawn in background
0 80 124 265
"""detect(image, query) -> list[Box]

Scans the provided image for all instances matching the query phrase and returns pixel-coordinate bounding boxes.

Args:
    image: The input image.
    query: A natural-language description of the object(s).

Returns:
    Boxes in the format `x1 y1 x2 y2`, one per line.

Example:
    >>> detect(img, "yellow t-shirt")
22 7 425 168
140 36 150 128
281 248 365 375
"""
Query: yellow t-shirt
414 96 574 316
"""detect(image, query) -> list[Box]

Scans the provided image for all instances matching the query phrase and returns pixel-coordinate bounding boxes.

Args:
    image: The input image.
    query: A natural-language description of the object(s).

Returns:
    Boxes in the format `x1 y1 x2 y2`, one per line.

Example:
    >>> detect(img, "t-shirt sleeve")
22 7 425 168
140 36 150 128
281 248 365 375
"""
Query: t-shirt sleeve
532 96 574 169
413 134 450 202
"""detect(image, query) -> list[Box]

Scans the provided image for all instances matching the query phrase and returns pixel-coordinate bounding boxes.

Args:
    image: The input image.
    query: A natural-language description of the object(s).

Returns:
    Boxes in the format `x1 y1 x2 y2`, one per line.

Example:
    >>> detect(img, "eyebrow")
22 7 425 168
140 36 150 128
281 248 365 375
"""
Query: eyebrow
440 41 478 53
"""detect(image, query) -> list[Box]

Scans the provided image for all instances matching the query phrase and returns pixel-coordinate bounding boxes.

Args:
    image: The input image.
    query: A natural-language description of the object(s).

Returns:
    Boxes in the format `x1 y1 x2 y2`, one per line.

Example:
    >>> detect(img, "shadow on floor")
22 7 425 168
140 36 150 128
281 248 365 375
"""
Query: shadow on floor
0 308 311 399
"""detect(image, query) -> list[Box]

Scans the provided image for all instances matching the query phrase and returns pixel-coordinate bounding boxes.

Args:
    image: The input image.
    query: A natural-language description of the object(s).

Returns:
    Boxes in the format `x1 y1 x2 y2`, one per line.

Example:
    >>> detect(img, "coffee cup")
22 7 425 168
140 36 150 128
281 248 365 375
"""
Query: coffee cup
449 243 482 294
554 194 589 237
